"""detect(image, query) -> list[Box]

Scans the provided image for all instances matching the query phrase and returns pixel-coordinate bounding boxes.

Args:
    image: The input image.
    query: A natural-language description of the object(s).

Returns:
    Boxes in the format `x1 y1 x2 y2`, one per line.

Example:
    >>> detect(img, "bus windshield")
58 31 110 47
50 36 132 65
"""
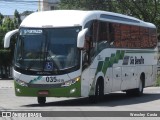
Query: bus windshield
15 27 81 74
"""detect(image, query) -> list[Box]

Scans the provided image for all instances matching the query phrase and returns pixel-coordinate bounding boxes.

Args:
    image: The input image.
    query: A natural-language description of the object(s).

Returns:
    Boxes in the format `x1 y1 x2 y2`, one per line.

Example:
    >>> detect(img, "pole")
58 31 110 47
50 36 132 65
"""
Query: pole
38 0 40 11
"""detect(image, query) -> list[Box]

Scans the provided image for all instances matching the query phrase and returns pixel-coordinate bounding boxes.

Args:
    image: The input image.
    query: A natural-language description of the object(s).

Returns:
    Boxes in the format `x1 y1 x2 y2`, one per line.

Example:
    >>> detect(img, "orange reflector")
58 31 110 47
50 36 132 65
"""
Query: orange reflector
38 90 49 95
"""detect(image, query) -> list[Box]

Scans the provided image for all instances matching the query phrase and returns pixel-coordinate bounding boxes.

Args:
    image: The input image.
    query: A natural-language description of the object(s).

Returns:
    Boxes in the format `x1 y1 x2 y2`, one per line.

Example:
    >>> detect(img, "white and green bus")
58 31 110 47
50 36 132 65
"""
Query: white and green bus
4 10 158 104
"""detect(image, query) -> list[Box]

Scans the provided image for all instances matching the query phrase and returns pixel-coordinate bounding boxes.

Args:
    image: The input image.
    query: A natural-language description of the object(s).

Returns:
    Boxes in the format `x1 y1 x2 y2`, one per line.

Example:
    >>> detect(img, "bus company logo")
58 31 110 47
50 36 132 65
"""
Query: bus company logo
24 29 42 34
130 56 144 65
97 55 103 60
2 112 11 117
123 56 144 65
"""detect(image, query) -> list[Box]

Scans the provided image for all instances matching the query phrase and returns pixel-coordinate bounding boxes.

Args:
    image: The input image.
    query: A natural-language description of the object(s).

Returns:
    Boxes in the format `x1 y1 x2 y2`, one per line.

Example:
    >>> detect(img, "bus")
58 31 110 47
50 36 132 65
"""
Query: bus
4 10 158 104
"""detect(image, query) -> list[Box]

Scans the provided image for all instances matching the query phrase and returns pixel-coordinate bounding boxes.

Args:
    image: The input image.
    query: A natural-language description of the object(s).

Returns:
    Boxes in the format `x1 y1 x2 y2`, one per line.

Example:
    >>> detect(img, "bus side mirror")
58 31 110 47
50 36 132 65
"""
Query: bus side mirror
77 28 88 48
4 29 18 48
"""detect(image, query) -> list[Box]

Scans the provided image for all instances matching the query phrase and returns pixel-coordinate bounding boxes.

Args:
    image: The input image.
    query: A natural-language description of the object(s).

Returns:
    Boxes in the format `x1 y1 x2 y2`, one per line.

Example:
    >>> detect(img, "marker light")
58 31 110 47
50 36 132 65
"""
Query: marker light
15 79 28 87
61 77 80 87
70 88 76 94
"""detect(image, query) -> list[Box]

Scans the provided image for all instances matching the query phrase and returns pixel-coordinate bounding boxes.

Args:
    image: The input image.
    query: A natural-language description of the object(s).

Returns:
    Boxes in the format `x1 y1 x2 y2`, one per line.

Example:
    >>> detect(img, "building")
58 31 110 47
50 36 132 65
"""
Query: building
39 0 60 11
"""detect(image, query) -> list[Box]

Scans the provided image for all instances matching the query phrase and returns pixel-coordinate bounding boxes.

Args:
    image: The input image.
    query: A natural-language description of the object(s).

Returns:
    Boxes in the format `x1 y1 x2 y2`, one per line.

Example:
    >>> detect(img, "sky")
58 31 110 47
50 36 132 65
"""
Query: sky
0 0 38 15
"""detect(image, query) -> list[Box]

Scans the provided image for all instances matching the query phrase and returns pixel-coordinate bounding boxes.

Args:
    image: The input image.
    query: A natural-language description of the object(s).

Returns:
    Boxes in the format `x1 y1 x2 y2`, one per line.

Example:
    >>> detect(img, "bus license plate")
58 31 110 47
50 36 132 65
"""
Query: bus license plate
38 90 49 95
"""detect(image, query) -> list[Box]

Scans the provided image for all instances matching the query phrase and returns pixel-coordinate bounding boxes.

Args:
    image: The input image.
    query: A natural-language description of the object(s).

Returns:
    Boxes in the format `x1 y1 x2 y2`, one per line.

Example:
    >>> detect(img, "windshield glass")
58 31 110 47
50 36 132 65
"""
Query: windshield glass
15 27 81 74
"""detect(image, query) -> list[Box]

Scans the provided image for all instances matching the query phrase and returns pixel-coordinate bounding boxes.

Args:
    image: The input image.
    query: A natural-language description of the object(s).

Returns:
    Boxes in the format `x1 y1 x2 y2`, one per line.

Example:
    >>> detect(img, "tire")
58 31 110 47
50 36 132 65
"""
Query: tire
37 97 46 104
125 89 133 96
126 78 144 96
133 78 144 96
89 79 104 103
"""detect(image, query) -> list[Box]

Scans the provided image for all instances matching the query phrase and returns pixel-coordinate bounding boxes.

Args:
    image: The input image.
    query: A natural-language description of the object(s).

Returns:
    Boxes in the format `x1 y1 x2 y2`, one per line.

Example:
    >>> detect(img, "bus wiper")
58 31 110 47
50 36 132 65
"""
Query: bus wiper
26 52 42 71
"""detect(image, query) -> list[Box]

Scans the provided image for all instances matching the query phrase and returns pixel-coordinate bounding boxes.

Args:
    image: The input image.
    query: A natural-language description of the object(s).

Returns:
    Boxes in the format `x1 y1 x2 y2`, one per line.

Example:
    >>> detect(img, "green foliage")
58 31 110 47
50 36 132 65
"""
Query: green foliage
0 13 4 26
2 17 14 31
0 9 20 78
156 74 160 86
59 0 86 9
14 9 21 28
0 50 12 66
59 0 160 33
59 0 108 10
115 0 160 32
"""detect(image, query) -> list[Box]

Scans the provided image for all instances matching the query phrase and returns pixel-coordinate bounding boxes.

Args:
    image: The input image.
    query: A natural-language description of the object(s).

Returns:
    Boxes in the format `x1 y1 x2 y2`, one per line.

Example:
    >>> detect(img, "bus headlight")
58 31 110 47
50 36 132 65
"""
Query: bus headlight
15 79 28 87
61 77 80 87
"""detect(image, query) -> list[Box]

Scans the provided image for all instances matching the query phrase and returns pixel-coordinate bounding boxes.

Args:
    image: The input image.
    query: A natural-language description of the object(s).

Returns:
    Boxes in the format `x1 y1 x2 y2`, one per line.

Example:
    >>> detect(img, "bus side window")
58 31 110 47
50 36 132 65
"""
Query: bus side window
109 23 115 46
82 20 97 69
97 21 114 52
82 36 91 70
90 21 97 59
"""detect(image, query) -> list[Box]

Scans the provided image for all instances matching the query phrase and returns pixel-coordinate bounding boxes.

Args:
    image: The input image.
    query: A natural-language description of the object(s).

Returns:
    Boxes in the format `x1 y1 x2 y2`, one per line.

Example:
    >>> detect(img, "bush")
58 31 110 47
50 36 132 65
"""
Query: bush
0 49 12 78
0 49 11 66
156 74 160 86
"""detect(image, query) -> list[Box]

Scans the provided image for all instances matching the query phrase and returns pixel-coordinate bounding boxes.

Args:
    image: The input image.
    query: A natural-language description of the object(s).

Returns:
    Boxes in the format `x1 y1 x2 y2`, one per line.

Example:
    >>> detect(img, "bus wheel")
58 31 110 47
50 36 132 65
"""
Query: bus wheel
126 76 144 96
133 78 144 96
127 77 144 96
89 79 104 103
37 97 46 104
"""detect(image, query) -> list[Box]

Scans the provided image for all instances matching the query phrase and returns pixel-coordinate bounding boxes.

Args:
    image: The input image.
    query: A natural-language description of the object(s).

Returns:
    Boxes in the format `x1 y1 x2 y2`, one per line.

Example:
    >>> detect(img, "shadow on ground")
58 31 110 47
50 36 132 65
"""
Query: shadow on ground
22 92 160 107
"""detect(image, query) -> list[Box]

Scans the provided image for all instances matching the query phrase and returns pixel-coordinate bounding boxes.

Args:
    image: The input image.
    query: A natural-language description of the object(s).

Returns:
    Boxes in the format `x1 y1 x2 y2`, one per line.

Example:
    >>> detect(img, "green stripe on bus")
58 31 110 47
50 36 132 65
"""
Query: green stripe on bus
96 50 125 76
89 50 125 95
110 54 116 67
119 50 125 59
102 57 110 75
95 61 104 75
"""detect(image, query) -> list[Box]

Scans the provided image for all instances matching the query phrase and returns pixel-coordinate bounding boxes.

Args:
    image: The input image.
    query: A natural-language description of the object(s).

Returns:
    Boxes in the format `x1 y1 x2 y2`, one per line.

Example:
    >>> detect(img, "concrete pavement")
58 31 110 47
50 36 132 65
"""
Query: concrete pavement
0 79 13 89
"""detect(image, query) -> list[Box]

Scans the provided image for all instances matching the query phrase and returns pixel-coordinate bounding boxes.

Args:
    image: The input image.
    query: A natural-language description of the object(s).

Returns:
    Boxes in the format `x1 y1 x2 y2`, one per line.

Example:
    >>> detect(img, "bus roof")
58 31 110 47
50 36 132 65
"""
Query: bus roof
20 10 156 28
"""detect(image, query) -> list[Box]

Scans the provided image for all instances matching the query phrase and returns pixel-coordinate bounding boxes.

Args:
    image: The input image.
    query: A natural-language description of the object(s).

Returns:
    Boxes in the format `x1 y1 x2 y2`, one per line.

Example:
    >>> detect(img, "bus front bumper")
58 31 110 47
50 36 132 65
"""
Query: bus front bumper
14 80 81 97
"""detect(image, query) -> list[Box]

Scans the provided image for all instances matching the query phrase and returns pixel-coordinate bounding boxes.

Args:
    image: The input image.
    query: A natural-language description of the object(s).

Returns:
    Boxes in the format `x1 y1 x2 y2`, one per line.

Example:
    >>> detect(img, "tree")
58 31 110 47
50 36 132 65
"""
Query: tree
59 0 160 33
0 10 20 78
14 9 21 28
0 50 12 78
117 0 160 33
59 0 86 9
0 17 15 78
0 13 4 26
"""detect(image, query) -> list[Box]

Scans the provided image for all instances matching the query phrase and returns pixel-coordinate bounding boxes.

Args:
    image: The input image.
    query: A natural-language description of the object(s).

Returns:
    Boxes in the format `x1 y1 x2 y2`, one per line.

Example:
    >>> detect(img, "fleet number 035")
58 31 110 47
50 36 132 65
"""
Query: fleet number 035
46 76 64 83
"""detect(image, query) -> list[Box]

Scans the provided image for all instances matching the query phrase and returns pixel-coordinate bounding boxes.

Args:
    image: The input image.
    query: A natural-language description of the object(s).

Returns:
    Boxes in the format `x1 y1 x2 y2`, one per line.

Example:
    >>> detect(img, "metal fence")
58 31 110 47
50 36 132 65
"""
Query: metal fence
0 66 13 79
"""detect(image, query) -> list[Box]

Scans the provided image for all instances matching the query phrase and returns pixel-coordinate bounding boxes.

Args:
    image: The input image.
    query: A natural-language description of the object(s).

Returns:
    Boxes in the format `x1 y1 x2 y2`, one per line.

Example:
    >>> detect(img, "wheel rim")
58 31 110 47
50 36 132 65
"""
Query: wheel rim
96 81 104 97
139 80 143 92
97 84 100 96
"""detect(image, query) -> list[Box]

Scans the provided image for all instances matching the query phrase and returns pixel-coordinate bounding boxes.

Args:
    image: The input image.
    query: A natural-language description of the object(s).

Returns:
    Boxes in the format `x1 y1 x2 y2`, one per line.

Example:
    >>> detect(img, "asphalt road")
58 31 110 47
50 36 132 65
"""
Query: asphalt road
0 80 160 120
